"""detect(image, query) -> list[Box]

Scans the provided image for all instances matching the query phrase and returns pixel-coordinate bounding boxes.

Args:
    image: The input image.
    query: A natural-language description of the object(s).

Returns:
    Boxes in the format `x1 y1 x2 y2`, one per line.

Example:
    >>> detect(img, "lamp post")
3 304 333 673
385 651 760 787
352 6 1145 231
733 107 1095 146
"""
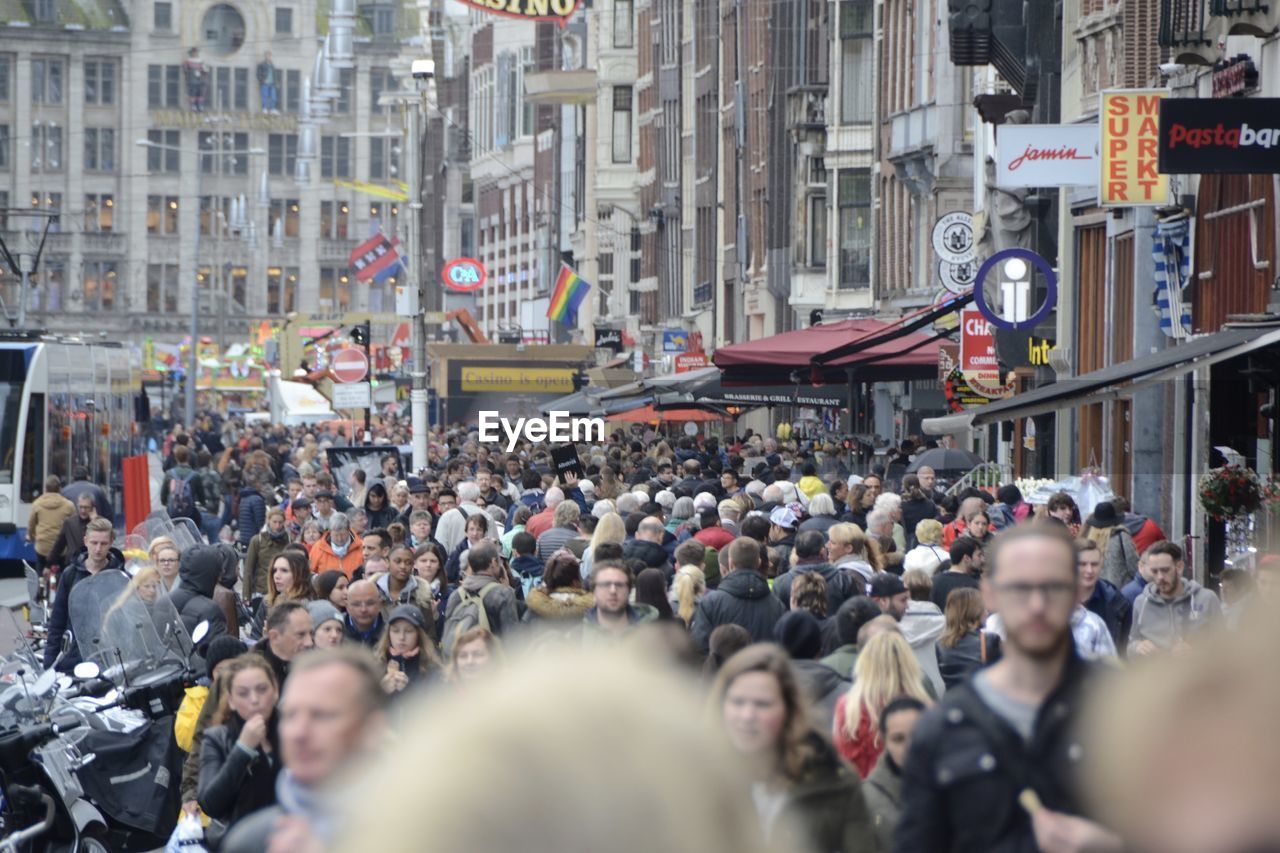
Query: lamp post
136 136 264 426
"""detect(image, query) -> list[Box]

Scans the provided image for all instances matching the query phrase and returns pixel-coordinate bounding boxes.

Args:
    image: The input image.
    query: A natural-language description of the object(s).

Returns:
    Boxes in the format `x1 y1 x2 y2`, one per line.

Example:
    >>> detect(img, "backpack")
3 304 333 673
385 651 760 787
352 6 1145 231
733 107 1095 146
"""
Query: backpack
167 471 198 520
442 581 501 657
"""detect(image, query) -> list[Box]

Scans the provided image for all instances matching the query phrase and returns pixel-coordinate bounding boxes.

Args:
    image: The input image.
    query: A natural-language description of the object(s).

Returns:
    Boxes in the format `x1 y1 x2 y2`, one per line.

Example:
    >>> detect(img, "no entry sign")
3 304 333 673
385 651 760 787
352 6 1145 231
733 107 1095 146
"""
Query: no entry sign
331 348 369 383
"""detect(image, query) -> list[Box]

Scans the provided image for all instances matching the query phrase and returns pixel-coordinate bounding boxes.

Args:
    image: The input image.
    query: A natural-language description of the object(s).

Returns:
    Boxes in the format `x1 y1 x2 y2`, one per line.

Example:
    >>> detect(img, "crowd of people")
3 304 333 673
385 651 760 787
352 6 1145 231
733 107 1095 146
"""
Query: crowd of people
32 417 1280 852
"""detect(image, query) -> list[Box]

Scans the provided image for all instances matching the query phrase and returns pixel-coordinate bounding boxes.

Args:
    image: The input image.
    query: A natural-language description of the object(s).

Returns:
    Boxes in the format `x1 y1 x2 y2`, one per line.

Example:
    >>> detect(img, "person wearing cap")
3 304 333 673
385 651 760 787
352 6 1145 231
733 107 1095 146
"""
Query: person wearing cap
690 537 786 652
768 504 800 567
376 604 442 694
286 496 313 539
1081 500 1140 590
869 573 909 622
308 600 346 648
312 491 339 531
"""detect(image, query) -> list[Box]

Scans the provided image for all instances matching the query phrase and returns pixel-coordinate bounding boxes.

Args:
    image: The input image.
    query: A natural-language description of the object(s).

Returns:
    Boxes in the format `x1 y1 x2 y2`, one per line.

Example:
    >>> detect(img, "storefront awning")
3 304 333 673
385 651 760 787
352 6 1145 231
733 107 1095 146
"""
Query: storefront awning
922 324 1280 432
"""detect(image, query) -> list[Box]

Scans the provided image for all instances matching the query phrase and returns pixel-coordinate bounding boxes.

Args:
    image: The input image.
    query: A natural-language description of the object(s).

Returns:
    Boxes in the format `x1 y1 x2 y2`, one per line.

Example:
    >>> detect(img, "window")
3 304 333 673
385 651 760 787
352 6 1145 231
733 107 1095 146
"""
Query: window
369 202 398 235
268 133 298 176
147 195 180 235
84 60 117 105
33 0 54 24
199 131 250 174
614 0 634 47
336 69 353 113
83 128 115 172
84 194 114 232
320 136 352 179
154 1 172 29
31 58 64 105
201 4 245 57
215 67 232 110
370 68 396 115
234 68 248 110
369 137 400 180
27 193 60 233
612 86 633 163
808 195 827 268
839 0 873 123
0 125 8 170
0 58 9 102
147 264 179 313
82 261 118 312
365 5 395 36
284 69 301 113
266 266 298 314
275 7 293 33
838 170 871 288
147 129 180 172
27 259 64 313
147 64 181 108
320 200 350 240
319 268 352 313
30 124 61 171
268 199 300 238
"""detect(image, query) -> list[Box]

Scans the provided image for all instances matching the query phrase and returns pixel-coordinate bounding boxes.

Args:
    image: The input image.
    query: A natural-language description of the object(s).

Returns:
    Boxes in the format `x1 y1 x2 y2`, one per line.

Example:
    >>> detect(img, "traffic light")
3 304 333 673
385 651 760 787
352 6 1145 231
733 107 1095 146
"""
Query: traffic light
350 322 371 347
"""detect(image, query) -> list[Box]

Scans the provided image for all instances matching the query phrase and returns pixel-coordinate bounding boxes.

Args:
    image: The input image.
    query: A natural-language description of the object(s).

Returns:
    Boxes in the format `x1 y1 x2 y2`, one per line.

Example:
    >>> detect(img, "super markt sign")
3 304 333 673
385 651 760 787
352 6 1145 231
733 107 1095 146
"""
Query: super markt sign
459 0 582 24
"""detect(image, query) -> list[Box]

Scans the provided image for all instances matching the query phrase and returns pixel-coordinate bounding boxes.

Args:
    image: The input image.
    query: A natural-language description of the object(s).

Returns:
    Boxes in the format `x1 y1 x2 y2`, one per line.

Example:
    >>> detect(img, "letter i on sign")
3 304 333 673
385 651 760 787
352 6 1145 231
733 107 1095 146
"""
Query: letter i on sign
999 258 1032 323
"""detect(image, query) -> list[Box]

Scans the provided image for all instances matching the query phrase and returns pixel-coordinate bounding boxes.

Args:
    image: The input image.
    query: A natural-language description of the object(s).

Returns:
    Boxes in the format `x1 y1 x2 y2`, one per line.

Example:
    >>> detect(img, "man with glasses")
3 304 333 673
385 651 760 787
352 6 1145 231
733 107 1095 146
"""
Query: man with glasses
896 524 1122 853
583 561 657 639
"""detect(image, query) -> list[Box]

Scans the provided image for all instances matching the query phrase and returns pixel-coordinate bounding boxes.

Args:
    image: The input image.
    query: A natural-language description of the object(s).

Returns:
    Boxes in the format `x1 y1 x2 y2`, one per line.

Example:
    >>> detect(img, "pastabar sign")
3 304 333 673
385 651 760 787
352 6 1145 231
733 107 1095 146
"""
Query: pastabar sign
1159 98 1280 175
1100 90 1169 207
996 124 1098 188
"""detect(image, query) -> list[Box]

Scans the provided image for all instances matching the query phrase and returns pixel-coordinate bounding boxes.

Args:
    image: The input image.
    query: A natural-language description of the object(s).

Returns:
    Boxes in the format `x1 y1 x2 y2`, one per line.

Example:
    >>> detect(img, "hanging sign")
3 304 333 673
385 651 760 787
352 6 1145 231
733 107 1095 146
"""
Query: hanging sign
1158 97 1280 174
996 124 1099 188
931 212 975 264
442 258 487 293
1100 90 1169 206
457 0 582 25
938 258 978 294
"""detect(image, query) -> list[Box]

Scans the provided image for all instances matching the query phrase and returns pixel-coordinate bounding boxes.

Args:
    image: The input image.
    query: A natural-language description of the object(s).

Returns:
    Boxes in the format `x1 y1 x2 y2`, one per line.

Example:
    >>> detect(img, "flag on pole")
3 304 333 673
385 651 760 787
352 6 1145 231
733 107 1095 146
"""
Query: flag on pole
349 234 405 283
546 264 591 325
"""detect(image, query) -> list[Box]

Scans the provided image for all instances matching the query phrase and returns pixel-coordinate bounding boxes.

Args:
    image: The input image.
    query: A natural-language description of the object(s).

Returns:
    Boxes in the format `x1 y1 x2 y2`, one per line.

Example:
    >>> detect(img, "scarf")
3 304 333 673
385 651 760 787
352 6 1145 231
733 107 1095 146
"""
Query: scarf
266 528 290 544
275 771 337 842
329 537 351 558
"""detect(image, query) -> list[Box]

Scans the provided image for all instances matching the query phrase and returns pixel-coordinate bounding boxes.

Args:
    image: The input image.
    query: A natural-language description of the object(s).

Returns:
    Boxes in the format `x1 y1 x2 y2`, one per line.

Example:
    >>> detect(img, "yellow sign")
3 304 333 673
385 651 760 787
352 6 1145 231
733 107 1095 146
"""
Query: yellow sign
1100 90 1168 206
460 367 575 394
333 179 409 202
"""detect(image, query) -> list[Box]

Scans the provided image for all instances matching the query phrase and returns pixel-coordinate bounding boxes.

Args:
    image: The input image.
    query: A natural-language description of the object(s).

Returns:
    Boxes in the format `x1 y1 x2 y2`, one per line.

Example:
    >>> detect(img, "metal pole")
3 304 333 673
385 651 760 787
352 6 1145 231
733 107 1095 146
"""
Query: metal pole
187 154 203 427
408 91 429 473
17 254 29 328
363 319 372 442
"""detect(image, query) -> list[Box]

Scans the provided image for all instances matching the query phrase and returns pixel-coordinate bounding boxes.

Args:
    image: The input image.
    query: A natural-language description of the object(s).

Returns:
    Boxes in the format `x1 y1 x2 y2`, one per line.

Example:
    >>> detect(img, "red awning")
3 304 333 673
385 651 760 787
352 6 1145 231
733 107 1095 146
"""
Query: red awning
605 404 730 423
712 319 942 384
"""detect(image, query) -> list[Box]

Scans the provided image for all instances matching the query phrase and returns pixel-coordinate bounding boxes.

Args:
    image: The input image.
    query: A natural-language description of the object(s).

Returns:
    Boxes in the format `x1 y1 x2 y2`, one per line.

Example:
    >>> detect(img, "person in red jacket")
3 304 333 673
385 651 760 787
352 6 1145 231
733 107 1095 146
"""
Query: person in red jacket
1111 497 1167 554
693 508 735 552
832 630 932 778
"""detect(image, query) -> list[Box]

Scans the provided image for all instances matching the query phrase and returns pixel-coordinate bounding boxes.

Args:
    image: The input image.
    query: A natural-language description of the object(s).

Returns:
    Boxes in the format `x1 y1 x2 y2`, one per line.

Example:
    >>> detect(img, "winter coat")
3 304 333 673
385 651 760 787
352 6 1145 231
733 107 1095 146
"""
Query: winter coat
819 643 859 681
899 497 939 549
1083 579 1133 656
442 573 520 639
170 545 231 642
362 483 398 529
236 488 267 549
47 512 90 567
1097 526 1139 589
772 561 860 615
832 695 882 778
901 599 946 697
28 492 74 557
198 717 280 825
622 538 674 580
693 524 736 551
792 658 849 734
765 732 878 853
523 586 594 624
690 569 786 652
895 653 1097 853
581 603 659 642
510 554 545 592
160 464 208 520
936 630 999 692
1129 579 1222 651
43 548 126 670
374 572 436 633
864 751 904 852
797 514 839 536
243 529 290 597
536 524 581 563
308 531 364 578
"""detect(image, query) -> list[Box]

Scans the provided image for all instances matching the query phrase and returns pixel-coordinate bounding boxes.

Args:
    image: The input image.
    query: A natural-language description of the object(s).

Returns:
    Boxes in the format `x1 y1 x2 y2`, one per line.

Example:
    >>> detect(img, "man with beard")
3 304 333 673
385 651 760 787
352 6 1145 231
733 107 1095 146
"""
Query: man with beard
895 525 1122 853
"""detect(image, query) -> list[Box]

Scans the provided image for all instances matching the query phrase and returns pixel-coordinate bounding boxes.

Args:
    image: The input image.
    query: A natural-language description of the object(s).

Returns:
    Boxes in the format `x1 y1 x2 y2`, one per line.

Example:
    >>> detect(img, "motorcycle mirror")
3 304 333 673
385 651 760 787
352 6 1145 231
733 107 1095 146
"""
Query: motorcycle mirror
73 661 101 680
61 630 74 654
32 668 58 696
191 621 210 644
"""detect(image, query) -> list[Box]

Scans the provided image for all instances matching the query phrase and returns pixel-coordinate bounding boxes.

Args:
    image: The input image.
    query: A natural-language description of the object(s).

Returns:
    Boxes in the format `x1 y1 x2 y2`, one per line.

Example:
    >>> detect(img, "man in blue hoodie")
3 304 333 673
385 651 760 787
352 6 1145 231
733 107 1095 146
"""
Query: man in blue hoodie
43 518 125 670
509 531 545 593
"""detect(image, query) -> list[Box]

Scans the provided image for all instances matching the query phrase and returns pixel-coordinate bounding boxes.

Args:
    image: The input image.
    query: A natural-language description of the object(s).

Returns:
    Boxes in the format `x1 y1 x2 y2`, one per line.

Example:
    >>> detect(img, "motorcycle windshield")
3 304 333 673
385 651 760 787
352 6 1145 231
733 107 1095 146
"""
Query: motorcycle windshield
69 571 185 681
130 510 202 553
0 606 40 675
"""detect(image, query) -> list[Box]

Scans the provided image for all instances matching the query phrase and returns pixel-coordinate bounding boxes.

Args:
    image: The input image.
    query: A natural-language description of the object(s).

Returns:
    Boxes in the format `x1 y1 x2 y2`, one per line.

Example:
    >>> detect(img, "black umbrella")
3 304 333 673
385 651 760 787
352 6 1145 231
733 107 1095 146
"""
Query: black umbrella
906 447 985 474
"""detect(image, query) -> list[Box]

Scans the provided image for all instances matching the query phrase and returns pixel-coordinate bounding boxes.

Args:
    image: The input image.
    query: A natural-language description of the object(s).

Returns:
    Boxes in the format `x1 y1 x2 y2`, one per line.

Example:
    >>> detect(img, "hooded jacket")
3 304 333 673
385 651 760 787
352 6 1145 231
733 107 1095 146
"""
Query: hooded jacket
772 560 860 615
28 491 74 557
622 538 674 580
766 732 878 853
443 573 519 638
1129 578 1222 651
236 487 267 548
690 568 786 652
523 586 595 623
170 545 230 641
243 528 291 597
901 599 946 697
362 483 398 530
42 547 126 670
308 530 365 578
864 751 904 851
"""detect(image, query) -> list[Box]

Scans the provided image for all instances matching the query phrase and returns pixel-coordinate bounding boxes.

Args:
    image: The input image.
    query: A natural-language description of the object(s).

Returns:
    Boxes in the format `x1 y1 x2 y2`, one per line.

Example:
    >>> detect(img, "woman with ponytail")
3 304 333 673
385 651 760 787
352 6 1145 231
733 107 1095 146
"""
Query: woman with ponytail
671 564 706 628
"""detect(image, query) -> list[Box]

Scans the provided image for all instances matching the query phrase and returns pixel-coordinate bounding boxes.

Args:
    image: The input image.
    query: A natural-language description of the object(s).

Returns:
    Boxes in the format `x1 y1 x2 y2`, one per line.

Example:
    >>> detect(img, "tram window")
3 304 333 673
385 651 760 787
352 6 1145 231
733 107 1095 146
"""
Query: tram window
20 393 44 501
47 391 68 484
0 351 23 485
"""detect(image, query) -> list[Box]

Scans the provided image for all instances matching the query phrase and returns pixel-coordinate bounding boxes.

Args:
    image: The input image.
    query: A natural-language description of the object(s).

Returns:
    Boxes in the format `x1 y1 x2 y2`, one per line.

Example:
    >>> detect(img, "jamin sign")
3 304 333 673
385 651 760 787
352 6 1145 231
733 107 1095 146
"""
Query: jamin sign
1100 90 1169 207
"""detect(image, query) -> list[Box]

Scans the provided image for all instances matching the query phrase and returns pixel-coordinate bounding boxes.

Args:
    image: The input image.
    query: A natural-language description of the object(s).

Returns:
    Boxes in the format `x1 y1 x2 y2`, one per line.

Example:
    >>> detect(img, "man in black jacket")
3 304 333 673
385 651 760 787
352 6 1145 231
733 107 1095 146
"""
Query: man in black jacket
43 518 124 670
772 530 859 615
170 545 231 642
622 517 674 580
47 492 97 569
256 601 314 688
895 525 1122 853
690 536 785 652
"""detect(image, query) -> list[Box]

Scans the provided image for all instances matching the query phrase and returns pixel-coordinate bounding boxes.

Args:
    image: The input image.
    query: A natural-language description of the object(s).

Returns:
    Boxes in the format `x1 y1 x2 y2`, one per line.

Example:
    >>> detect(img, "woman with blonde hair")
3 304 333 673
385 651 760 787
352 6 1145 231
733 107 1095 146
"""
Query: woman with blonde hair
580 511 626 581
446 627 502 684
903 519 948 575
671 564 706 627
935 587 998 691
595 465 623 501
1081 500 1139 589
833 631 932 777
712 644 877 852
152 542 183 592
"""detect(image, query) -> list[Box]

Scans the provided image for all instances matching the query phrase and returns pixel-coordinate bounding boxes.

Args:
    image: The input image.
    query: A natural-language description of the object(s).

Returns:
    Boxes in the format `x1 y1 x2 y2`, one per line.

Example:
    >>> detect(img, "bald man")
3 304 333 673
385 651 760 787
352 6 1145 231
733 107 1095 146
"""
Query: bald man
343 579 386 647
622 515 674 581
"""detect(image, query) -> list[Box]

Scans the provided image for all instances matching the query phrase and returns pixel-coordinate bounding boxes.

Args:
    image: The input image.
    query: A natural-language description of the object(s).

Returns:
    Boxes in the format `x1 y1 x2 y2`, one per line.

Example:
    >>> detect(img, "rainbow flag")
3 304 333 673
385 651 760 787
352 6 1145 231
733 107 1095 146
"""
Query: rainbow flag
547 265 591 325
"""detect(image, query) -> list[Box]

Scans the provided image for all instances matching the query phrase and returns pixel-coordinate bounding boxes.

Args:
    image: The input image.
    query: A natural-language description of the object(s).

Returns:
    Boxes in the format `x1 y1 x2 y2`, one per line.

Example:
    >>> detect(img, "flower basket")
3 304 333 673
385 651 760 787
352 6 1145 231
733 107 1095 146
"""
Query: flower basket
1198 465 1262 521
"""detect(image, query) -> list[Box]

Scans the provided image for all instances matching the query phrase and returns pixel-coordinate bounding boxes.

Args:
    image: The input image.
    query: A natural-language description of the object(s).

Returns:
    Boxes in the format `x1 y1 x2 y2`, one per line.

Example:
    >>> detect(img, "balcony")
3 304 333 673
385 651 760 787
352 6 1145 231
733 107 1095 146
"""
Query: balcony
787 86 828 132
889 105 936 156
1158 0 1277 54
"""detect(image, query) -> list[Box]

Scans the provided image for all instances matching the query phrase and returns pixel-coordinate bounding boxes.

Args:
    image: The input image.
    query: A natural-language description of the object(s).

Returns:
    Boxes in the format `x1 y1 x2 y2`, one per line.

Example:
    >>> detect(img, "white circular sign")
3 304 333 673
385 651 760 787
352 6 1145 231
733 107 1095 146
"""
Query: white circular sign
938 258 978 294
932 212 976 264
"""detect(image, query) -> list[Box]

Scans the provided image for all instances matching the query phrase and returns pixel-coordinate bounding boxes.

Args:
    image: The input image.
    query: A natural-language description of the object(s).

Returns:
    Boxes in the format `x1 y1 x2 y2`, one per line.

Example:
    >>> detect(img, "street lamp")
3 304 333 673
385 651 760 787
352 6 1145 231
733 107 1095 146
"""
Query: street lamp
136 136 265 426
